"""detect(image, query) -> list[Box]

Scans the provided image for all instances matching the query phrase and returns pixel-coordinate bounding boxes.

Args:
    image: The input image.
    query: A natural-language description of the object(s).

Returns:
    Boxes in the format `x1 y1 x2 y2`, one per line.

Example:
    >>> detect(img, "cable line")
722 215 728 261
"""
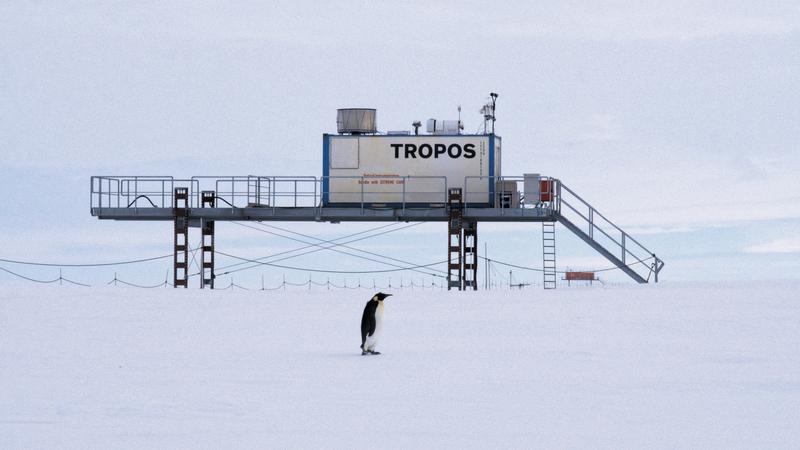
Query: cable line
257 222 449 276
0 266 60 283
209 221 405 274
109 278 170 289
0 251 196 268
480 255 654 274
0 266 90 287
214 222 439 277
215 250 448 275
230 222 446 278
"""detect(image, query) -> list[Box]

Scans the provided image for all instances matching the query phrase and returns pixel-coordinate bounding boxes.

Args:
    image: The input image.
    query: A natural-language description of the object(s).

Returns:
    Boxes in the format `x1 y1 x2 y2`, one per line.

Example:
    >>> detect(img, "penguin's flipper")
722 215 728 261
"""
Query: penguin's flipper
360 300 378 338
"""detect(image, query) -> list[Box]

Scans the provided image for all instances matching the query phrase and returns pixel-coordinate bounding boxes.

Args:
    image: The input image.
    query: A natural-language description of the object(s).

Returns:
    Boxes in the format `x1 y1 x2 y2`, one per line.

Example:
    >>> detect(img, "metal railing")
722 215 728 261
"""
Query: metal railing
556 181 663 281
184 176 319 209
255 176 318 208
462 175 559 215
90 174 572 214
91 176 199 210
92 175 455 213
321 175 448 212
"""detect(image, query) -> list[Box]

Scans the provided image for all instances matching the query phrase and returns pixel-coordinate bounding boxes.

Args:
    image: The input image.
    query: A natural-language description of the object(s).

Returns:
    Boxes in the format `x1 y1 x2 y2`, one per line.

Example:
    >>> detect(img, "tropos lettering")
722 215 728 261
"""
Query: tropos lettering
391 143 476 159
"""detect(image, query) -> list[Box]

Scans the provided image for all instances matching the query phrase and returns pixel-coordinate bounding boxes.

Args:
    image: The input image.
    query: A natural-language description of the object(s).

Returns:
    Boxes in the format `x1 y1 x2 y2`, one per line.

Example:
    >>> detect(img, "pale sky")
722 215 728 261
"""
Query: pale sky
1 1 799 287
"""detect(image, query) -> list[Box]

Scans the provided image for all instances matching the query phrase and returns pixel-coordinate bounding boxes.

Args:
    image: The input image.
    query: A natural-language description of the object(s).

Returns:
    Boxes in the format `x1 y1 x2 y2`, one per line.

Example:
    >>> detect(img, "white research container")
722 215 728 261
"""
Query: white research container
322 134 501 206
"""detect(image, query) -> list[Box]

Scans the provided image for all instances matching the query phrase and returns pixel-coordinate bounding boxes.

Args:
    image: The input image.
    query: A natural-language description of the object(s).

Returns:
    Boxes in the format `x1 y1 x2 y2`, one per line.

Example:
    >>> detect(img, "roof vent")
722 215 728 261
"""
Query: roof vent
337 108 377 134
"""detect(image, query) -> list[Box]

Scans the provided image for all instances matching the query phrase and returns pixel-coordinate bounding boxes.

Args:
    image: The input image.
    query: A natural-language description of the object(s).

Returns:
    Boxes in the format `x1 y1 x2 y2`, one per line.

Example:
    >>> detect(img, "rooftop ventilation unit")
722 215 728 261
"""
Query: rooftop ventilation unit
337 108 377 134
426 118 463 135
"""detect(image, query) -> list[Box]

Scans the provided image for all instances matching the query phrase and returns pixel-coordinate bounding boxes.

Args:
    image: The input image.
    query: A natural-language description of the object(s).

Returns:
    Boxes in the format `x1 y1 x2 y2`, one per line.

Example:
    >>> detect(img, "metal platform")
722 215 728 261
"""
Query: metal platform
90 175 556 222
91 205 556 222
90 175 663 285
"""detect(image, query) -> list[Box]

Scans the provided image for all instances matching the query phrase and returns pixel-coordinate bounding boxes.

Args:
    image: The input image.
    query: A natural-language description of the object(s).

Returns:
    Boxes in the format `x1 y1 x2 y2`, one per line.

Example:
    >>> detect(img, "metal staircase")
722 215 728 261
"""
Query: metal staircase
554 181 664 284
542 222 557 289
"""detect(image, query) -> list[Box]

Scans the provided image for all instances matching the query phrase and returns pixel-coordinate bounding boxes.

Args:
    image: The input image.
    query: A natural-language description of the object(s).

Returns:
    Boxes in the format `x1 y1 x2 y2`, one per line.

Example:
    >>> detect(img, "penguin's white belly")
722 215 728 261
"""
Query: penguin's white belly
365 302 385 350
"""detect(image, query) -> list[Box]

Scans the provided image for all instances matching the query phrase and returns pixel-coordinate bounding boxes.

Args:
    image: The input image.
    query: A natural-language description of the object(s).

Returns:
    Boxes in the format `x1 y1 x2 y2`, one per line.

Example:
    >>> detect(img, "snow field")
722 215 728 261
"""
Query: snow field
1 282 798 448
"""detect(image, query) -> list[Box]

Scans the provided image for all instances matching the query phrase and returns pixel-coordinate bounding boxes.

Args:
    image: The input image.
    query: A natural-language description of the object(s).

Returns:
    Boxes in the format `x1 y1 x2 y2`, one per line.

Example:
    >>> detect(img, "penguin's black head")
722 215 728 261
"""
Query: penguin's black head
373 292 392 301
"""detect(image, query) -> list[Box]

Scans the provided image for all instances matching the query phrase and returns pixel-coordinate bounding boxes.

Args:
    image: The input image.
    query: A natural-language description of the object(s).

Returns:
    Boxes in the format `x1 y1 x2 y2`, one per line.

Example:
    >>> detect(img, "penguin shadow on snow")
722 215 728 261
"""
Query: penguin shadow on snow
360 292 392 356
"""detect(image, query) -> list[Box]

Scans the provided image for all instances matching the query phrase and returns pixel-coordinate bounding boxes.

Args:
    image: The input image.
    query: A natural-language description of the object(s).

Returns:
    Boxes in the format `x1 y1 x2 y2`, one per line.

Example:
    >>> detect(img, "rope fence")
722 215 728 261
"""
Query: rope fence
1 242 645 291
1 265 624 291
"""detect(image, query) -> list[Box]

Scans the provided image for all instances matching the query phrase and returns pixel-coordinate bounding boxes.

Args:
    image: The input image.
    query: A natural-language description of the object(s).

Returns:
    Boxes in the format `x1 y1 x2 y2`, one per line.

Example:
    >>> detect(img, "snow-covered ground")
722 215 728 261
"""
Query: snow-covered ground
1 282 798 449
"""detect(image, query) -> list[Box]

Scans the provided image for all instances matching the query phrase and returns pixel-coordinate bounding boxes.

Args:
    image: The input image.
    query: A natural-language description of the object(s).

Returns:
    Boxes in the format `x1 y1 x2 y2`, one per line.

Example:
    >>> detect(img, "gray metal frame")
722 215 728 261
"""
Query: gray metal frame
89 174 663 283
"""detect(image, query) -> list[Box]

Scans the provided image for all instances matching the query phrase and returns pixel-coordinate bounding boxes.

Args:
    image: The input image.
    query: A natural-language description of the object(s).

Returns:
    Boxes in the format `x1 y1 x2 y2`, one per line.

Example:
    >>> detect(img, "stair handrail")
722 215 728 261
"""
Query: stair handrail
556 180 662 281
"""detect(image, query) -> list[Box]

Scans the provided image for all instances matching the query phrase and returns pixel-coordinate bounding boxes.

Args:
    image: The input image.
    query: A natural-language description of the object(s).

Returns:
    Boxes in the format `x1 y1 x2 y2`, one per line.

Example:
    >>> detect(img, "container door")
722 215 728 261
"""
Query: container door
330 137 359 169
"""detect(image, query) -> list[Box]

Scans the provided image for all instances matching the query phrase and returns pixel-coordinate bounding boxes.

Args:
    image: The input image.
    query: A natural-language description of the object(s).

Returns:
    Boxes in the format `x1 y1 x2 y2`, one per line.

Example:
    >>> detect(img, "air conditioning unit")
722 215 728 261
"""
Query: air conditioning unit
337 108 377 134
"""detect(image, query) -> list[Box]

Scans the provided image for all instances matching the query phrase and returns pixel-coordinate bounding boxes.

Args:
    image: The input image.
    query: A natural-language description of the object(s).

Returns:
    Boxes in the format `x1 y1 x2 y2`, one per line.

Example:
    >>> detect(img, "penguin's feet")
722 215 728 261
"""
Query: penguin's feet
361 350 368 356
369 350 381 355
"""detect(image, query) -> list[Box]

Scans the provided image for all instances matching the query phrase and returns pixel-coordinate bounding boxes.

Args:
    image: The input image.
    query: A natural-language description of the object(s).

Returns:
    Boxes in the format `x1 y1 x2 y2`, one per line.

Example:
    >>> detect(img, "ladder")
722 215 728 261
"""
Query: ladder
542 222 557 289
447 188 463 290
173 187 189 288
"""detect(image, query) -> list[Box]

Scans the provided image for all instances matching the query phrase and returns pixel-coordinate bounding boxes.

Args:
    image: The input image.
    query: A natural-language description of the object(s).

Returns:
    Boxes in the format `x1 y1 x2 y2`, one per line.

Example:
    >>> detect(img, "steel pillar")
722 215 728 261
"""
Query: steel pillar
463 221 478 290
447 188 463 290
173 187 189 288
200 191 215 289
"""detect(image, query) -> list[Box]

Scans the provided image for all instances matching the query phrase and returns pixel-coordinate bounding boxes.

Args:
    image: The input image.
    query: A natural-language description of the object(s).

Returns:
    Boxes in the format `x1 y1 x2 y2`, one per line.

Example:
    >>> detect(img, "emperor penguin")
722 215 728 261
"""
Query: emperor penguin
361 292 392 355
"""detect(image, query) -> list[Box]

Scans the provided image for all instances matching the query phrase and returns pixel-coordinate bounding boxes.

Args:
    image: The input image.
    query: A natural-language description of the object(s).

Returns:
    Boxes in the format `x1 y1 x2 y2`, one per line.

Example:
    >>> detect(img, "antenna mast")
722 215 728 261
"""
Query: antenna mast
490 92 498 134
480 92 498 134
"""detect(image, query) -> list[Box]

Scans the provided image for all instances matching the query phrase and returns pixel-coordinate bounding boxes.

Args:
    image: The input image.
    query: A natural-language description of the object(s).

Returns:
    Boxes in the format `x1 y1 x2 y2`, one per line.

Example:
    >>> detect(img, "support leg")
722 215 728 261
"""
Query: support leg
173 187 189 288
200 191 215 289
447 188 464 290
